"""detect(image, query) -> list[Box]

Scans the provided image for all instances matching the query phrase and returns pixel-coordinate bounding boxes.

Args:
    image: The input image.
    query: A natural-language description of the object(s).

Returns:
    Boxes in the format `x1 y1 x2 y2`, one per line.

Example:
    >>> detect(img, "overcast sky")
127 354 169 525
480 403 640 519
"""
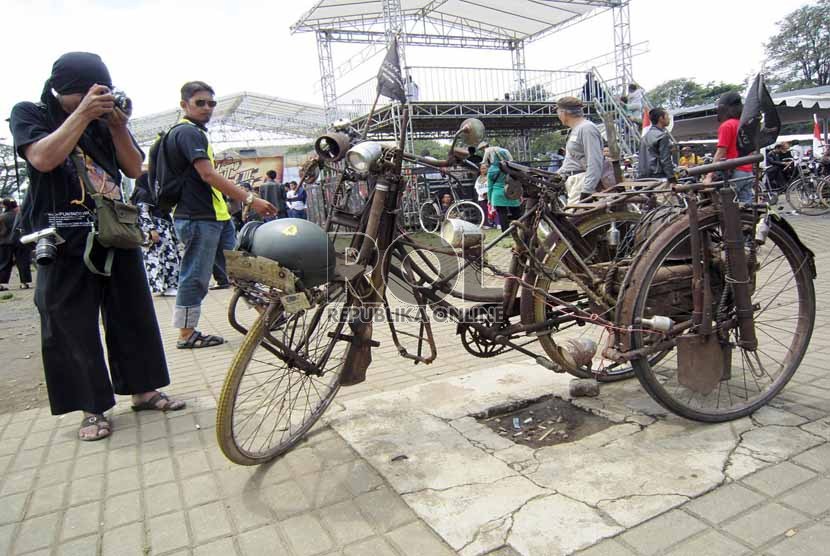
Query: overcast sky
0 0 802 142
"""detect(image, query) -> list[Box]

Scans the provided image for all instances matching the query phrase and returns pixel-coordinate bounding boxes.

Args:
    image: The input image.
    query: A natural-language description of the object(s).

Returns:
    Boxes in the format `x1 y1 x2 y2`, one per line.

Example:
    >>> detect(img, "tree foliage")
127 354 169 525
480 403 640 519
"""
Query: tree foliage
648 78 743 109
412 139 450 158
530 131 568 159
0 144 28 200
765 0 830 91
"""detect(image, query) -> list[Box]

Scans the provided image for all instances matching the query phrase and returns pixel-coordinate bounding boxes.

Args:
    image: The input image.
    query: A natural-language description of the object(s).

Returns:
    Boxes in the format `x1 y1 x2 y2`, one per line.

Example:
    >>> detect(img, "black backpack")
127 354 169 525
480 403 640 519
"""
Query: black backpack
148 122 188 213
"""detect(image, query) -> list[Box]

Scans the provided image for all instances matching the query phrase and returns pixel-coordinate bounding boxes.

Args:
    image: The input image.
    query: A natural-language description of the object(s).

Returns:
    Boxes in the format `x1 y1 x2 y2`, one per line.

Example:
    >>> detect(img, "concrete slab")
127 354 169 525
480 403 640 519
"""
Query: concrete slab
329 363 763 555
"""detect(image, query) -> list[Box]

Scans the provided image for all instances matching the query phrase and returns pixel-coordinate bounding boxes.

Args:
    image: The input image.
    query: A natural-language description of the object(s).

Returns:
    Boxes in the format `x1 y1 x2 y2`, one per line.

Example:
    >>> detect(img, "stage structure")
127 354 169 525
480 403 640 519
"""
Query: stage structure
292 0 636 158
129 92 327 147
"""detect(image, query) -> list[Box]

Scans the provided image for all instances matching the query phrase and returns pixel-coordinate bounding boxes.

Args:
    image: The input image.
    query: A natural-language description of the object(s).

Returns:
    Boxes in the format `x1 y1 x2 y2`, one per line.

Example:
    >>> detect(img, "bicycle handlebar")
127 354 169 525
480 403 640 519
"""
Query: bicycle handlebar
499 161 565 183
682 154 763 178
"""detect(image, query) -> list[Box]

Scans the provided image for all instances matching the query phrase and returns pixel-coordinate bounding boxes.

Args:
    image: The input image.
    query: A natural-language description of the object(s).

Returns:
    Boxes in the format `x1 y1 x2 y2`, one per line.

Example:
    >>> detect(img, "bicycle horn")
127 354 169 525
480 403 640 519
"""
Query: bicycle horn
314 132 352 163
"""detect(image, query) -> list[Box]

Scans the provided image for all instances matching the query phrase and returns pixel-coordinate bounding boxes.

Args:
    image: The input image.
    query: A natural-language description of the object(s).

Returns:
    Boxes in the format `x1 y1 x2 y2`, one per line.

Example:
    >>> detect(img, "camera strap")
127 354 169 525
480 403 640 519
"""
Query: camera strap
70 150 117 276
82 230 114 277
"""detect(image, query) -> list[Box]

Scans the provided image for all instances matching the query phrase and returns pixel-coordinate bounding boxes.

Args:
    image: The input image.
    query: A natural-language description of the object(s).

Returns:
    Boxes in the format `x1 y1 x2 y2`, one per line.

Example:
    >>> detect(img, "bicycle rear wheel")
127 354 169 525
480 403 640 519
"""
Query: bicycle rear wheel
786 177 830 216
216 284 352 465
530 211 644 381
622 212 815 421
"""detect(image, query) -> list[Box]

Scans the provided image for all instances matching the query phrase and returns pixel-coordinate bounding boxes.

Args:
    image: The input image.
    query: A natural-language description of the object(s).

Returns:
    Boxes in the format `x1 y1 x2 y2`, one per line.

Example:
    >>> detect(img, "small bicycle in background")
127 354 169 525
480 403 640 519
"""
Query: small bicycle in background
417 169 484 233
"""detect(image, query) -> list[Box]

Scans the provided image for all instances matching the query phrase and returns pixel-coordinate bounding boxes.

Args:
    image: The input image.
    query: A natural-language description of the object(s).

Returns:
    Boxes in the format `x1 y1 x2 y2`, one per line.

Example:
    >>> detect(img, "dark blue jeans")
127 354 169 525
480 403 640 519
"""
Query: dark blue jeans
173 219 233 329
730 169 755 204
211 219 237 286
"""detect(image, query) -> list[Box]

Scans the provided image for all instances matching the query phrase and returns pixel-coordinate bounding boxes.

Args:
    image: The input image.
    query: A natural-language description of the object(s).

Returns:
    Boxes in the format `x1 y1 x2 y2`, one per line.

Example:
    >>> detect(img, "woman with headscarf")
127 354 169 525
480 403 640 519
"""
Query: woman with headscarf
131 172 180 296
9 52 184 442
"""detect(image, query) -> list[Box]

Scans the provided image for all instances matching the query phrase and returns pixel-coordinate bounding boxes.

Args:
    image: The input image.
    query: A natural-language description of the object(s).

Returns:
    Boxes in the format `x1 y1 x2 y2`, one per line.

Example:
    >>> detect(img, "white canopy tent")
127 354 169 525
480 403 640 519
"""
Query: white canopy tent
128 92 327 147
292 0 612 43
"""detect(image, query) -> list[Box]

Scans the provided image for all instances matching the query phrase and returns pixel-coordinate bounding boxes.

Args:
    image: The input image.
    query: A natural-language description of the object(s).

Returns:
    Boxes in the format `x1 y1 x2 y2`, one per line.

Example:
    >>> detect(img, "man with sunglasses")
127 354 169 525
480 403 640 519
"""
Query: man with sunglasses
164 81 277 349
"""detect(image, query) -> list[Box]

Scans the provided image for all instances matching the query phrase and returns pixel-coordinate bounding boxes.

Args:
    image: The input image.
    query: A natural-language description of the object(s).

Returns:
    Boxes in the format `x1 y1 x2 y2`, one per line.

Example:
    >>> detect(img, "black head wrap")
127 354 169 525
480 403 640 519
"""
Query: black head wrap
41 52 112 101
38 52 121 180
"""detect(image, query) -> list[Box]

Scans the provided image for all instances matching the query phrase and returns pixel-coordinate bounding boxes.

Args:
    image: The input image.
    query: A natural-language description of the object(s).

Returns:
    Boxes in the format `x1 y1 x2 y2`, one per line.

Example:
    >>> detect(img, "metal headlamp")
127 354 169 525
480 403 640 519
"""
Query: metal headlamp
457 118 485 146
314 132 352 163
346 141 383 175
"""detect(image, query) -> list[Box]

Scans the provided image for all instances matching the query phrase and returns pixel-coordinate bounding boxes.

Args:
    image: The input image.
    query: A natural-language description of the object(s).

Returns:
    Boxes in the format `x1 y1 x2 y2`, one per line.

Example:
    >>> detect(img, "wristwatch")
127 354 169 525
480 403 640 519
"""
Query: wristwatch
243 192 255 207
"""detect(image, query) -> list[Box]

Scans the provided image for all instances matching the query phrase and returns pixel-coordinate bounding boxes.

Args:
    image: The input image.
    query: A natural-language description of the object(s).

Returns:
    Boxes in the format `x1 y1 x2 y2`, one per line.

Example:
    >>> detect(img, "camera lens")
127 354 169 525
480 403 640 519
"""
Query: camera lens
35 236 57 265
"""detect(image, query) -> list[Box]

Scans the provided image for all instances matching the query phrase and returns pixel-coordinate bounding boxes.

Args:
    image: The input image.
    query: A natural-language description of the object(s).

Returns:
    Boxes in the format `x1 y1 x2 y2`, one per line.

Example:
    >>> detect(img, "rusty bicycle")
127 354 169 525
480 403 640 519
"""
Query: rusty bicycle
215 114 815 464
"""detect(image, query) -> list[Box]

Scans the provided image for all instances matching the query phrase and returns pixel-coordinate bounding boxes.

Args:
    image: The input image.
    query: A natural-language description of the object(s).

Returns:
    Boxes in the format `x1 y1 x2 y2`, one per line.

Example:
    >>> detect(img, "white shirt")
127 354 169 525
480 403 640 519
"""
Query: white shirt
474 176 488 201
286 188 307 211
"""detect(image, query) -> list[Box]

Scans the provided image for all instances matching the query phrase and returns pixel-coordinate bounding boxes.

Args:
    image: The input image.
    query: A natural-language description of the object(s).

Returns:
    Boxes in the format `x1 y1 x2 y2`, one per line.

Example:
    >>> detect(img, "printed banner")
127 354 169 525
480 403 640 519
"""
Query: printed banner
214 155 284 187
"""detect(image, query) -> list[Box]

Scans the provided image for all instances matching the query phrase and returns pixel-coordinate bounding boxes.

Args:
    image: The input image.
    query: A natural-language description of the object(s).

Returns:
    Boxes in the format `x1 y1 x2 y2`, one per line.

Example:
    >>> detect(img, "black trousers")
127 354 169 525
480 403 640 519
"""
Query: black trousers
0 243 32 285
34 246 170 415
496 205 522 232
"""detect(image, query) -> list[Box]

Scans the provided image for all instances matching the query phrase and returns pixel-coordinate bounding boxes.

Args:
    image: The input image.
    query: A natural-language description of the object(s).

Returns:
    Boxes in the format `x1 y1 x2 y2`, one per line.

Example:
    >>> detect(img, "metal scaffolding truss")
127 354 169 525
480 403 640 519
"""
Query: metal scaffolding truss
129 92 327 145
293 0 632 129
353 100 574 140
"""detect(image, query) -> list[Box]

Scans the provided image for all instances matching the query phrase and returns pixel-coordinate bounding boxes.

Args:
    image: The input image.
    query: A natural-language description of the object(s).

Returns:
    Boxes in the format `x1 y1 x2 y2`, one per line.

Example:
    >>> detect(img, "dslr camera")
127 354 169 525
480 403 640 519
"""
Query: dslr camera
111 88 132 115
20 228 65 266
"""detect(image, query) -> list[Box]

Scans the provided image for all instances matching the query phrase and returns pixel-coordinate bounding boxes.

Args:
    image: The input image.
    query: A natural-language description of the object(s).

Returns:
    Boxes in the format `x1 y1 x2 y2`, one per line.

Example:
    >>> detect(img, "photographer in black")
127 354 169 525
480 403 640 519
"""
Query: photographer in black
9 52 184 442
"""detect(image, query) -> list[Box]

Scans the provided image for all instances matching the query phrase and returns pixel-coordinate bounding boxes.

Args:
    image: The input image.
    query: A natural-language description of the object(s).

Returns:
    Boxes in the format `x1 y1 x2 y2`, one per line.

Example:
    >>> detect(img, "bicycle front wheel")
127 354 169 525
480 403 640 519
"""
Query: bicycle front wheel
621 212 815 422
786 177 830 216
216 285 352 465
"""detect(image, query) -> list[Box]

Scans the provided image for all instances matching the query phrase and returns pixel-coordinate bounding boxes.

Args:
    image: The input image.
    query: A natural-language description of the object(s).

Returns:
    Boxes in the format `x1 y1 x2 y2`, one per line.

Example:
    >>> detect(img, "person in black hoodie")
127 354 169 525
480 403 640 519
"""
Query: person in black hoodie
9 52 185 441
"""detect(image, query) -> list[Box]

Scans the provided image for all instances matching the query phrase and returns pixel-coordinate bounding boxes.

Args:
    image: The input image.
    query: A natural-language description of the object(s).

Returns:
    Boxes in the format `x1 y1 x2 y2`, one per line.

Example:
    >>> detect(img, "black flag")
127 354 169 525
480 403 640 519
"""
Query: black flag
376 37 407 104
738 74 781 156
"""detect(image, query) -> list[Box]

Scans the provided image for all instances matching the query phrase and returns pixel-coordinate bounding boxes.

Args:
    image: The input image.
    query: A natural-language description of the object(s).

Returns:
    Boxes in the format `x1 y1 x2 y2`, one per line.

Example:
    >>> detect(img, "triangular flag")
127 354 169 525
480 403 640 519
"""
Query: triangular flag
738 74 780 156
814 114 824 157
376 37 407 104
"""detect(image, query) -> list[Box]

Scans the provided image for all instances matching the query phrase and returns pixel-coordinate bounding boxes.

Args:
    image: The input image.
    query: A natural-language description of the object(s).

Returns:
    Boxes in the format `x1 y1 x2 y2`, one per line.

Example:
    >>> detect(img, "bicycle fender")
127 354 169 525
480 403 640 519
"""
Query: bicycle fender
769 214 816 279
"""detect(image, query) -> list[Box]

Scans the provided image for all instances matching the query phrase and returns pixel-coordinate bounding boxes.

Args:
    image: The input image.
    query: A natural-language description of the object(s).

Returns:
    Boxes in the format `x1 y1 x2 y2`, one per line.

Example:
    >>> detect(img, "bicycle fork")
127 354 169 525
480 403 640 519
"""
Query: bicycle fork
718 188 758 351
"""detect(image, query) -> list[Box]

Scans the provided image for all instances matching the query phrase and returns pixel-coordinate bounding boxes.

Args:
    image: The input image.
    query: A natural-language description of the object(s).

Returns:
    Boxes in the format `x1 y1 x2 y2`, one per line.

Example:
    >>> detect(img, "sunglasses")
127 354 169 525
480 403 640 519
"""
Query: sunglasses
194 99 217 108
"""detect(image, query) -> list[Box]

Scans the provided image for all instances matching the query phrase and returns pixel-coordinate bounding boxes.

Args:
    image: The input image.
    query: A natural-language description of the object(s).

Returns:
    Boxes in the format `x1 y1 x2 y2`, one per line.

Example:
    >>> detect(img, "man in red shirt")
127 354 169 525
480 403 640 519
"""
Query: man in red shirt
703 91 754 202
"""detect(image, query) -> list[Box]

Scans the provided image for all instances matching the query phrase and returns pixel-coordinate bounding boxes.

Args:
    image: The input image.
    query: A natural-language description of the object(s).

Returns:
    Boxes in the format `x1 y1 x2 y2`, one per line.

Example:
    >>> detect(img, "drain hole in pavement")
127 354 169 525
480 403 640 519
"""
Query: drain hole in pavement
473 395 613 448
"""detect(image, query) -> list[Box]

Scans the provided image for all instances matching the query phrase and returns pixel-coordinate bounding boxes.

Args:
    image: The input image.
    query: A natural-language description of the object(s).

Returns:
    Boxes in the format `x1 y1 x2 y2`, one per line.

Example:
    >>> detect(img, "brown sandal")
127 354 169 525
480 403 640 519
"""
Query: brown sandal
131 391 186 412
79 414 111 441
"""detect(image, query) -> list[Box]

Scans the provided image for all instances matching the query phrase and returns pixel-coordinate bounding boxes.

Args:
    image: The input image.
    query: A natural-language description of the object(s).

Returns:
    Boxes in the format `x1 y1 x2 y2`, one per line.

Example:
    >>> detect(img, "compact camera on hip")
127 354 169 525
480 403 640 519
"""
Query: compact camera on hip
20 228 65 265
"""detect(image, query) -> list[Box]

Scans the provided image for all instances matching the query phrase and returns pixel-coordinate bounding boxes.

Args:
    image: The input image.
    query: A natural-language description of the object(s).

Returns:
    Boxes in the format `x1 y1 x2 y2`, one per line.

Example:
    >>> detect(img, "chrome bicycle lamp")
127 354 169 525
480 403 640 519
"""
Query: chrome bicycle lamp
346 141 383 175
314 132 352 163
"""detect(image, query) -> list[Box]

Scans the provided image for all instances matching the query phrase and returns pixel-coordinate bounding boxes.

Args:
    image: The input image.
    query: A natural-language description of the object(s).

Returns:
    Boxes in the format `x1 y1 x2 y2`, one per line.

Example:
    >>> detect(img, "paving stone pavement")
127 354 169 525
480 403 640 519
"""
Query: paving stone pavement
0 214 828 555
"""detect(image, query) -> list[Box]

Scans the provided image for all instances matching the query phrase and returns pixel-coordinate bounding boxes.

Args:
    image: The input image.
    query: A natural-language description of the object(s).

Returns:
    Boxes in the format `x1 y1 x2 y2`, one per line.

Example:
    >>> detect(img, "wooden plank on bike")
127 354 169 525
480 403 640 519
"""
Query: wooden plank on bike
224 250 296 293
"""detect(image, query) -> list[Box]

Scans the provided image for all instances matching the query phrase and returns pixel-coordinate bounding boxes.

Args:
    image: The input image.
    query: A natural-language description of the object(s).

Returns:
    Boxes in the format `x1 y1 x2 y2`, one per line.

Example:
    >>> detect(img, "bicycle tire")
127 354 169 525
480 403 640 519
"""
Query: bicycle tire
621 212 815 422
785 177 830 216
530 211 645 381
216 286 352 465
446 200 485 229
419 201 441 233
